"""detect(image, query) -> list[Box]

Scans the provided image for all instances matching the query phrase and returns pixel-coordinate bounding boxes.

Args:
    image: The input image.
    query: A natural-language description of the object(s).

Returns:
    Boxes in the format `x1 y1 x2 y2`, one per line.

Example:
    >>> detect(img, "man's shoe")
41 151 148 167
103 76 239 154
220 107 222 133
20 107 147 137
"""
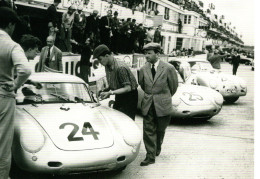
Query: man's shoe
156 149 161 156
140 158 155 166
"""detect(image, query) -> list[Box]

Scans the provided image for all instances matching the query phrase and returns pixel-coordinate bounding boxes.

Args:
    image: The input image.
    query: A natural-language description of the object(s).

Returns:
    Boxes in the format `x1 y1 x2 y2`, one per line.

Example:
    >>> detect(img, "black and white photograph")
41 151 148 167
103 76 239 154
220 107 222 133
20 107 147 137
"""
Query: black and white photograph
0 0 256 178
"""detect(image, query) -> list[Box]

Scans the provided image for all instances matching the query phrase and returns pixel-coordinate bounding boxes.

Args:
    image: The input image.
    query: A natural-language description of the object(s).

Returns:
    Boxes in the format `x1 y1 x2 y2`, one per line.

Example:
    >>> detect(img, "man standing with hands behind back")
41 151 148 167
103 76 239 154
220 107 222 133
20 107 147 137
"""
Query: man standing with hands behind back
138 43 178 166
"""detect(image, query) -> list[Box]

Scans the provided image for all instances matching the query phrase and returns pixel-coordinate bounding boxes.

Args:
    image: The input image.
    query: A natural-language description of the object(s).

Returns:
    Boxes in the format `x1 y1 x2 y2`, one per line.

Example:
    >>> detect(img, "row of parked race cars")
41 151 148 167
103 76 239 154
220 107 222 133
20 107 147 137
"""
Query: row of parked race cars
11 56 247 177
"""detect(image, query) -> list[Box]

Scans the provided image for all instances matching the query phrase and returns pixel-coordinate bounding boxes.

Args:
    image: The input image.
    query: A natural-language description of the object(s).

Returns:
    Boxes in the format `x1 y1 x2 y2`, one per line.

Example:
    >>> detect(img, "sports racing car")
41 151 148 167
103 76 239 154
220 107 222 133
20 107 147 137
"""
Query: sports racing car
12 73 142 175
137 71 224 121
169 58 247 103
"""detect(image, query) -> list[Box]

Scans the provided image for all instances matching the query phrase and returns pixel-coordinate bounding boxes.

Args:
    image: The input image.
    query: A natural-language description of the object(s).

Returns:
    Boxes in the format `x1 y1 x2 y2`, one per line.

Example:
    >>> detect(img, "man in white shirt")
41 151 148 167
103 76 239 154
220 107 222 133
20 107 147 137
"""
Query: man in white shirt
0 7 31 179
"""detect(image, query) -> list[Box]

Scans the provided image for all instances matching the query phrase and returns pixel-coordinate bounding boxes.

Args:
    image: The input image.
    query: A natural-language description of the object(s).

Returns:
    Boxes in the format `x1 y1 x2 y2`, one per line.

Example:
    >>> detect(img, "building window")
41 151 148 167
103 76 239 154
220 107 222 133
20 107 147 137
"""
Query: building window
184 15 191 24
164 7 169 20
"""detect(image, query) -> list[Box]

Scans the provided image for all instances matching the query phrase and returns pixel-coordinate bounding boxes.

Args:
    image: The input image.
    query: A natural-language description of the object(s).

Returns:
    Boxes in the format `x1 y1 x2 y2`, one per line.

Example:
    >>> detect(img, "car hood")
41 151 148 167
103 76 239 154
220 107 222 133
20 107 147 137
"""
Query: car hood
177 85 218 106
22 103 114 151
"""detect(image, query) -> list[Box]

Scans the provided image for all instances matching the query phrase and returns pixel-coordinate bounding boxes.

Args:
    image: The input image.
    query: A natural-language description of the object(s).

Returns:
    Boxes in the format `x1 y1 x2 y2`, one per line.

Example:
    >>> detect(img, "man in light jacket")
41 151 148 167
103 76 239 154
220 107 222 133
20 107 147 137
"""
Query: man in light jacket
138 43 178 166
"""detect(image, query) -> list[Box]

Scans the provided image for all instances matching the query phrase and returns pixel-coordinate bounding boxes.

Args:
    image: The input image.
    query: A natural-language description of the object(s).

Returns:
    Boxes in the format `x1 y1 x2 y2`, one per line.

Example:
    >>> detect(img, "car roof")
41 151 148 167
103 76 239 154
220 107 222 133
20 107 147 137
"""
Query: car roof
169 58 209 63
28 73 85 83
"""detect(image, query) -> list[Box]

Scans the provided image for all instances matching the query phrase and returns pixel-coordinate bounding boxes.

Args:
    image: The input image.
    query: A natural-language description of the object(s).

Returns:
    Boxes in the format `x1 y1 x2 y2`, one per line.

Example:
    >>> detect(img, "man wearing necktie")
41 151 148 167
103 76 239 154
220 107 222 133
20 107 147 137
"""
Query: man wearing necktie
36 36 63 73
138 43 178 166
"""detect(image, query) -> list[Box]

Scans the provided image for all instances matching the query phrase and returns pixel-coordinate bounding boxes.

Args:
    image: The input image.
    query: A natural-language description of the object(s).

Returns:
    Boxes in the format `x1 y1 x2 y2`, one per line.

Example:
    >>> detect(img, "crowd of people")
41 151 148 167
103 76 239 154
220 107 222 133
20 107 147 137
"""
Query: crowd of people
44 0 163 55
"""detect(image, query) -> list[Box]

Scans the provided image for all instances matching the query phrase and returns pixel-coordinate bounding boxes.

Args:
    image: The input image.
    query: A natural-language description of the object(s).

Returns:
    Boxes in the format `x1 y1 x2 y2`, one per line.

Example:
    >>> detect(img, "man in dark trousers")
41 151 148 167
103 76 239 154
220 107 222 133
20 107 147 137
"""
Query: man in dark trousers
138 43 178 166
153 25 162 44
231 50 240 75
79 38 92 83
99 10 112 48
93 44 138 120
85 10 99 48
46 0 61 35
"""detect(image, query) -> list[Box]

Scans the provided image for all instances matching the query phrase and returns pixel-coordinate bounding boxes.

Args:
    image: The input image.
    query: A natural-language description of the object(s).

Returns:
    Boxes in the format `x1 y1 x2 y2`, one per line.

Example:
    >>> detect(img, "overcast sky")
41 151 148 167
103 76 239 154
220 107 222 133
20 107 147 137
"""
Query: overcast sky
201 0 255 46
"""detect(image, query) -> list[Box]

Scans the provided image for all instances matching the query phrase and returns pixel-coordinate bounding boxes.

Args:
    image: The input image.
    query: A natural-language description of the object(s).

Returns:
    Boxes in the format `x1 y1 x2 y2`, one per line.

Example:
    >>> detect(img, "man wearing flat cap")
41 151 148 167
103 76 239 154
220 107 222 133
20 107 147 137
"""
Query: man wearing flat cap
0 7 31 178
138 43 178 166
93 44 138 120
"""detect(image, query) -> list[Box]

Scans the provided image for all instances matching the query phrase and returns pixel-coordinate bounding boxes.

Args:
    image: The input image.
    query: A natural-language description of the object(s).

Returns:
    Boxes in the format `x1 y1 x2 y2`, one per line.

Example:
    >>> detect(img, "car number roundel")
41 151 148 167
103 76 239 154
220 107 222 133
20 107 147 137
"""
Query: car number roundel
183 92 203 101
59 122 100 142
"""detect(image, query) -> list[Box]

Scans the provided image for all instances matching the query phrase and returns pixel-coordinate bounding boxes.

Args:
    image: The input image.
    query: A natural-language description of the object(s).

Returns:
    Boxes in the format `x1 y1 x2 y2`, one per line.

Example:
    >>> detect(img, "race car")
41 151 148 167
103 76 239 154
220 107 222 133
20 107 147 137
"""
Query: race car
137 72 224 121
94 67 223 121
12 73 142 175
169 58 247 103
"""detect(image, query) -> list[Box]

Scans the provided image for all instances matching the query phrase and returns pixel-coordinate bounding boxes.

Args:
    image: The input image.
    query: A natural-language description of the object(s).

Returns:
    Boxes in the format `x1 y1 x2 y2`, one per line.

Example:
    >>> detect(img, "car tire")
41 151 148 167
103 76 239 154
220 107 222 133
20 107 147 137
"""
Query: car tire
10 159 32 179
112 165 127 174
224 97 239 103
252 67 254 71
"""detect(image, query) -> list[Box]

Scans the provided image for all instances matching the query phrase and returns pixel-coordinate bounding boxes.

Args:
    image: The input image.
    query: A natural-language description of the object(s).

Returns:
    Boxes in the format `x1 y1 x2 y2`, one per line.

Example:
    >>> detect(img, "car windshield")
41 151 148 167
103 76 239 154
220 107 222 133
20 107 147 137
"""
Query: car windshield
16 82 93 104
189 61 213 72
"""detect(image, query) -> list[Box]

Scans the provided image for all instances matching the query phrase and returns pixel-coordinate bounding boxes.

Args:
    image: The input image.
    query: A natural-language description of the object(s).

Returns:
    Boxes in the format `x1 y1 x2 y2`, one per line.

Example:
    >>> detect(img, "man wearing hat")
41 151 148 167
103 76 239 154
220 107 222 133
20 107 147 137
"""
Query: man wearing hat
0 7 31 178
93 44 138 120
138 43 178 166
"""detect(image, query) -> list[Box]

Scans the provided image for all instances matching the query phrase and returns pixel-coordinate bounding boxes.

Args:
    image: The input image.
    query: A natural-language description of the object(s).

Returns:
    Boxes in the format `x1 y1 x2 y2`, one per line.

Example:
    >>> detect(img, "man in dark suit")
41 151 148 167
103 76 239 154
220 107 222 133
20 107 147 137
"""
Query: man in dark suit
99 10 112 48
36 35 63 72
138 43 178 166
153 25 162 44
85 10 99 48
46 0 61 32
231 50 240 75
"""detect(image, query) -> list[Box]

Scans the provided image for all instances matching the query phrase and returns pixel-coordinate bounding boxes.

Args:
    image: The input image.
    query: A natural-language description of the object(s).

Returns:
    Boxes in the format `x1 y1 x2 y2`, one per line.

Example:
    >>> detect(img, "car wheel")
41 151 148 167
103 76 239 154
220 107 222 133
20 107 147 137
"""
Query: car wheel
252 67 254 71
224 97 239 103
114 165 127 173
10 160 31 179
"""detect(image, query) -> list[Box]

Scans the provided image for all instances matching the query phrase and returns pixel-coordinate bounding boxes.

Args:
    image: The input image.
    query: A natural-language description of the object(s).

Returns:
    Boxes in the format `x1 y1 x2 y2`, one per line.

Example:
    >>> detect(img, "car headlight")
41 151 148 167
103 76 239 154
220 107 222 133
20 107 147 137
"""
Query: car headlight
20 126 45 153
172 98 181 107
240 81 246 88
214 96 223 106
209 80 217 89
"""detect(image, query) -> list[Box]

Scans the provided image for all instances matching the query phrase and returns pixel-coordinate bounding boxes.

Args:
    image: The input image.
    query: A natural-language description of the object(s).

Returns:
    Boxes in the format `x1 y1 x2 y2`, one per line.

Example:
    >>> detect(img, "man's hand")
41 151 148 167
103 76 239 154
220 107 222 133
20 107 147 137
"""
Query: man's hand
99 91 111 100
0 83 16 92
30 80 43 89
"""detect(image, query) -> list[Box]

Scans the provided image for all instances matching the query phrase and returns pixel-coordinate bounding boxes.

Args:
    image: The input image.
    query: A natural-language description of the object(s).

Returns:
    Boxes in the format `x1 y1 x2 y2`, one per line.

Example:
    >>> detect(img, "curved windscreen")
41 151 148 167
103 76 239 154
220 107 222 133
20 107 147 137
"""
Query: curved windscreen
16 82 93 104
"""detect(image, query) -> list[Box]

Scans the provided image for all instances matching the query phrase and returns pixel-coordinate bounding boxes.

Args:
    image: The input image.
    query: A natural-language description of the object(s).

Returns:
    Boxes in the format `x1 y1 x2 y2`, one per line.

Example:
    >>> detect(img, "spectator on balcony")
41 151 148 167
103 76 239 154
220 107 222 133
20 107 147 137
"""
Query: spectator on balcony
153 25 162 44
146 27 154 44
111 11 120 54
72 6 86 53
178 18 182 33
85 10 100 49
154 7 160 15
60 5 77 52
46 0 61 31
122 0 129 7
136 2 144 12
148 9 155 16
137 23 146 53
99 9 113 48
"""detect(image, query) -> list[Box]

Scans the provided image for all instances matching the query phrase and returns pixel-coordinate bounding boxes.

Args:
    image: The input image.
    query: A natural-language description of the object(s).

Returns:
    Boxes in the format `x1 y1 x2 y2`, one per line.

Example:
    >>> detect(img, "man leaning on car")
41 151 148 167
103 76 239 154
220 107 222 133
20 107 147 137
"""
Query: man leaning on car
0 7 31 179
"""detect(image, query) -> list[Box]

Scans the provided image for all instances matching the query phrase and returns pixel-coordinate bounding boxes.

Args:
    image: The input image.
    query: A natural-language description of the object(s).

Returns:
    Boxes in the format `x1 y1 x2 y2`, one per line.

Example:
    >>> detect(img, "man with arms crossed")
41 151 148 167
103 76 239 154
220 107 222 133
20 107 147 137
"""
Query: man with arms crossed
0 7 31 179
139 43 178 166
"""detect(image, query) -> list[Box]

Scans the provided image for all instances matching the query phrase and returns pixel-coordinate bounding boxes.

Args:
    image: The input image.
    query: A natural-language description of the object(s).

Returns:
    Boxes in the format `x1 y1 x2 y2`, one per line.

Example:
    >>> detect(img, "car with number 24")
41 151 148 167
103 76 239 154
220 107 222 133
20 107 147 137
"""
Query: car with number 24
12 73 141 176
